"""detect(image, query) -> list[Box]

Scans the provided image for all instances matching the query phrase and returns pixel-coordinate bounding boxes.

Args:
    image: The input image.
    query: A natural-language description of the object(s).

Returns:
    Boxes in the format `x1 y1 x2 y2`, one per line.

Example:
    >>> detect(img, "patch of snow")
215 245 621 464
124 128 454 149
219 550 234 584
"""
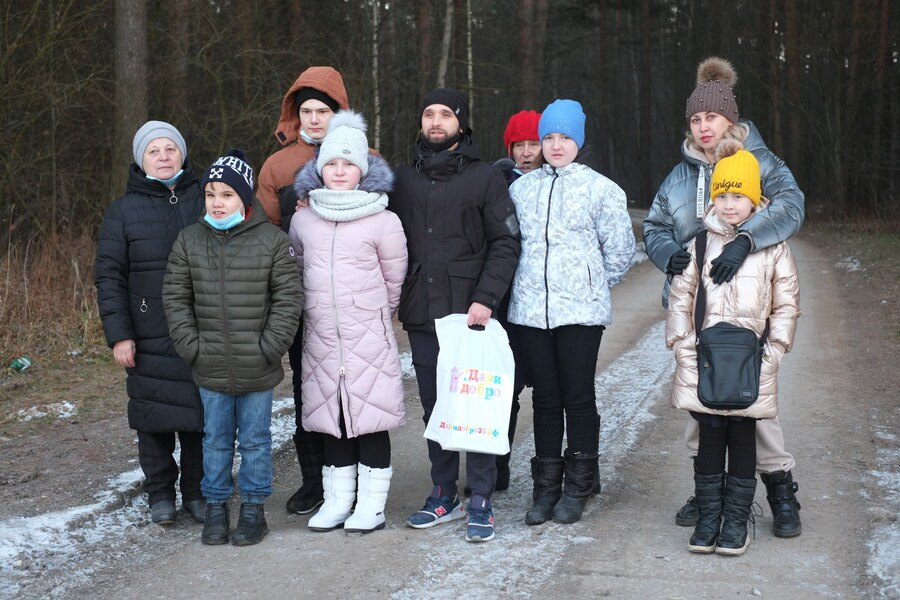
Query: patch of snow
399 351 415 378
835 256 862 272
392 322 672 600
17 401 76 422
867 420 900 597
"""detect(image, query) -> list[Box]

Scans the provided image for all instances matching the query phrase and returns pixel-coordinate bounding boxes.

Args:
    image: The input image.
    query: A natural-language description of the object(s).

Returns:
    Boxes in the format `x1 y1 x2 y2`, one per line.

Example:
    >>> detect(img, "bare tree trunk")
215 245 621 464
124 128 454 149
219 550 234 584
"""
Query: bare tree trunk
519 0 535 107
167 0 190 123
371 0 381 149
239 0 254 107
768 0 782 152
639 0 651 203
416 1 432 95
784 0 802 185
291 0 302 42
466 0 473 128
112 0 147 197
436 0 454 88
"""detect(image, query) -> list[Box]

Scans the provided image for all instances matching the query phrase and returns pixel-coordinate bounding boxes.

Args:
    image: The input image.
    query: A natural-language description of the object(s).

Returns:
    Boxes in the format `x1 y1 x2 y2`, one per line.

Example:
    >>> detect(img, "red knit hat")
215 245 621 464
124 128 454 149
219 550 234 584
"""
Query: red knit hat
503 110 542 155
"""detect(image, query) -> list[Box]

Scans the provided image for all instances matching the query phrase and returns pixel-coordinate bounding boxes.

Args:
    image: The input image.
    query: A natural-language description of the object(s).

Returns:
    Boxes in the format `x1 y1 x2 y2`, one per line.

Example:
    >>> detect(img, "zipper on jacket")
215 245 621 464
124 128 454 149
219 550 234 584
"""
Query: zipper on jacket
169 189 178 205
381 310 391 349
543 170 559 329
218 231 236 393
329 222 352 434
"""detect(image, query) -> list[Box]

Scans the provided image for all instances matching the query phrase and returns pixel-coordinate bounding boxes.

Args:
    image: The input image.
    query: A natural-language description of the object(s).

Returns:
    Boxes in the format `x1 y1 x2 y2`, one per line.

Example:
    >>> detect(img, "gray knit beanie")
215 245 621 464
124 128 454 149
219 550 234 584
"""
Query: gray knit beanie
132 120 187 167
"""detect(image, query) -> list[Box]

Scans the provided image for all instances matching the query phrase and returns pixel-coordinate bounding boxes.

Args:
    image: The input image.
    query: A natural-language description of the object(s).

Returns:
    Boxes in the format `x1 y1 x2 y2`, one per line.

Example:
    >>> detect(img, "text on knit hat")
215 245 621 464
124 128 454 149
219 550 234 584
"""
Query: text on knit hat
710 140 761 206
202 148 255 208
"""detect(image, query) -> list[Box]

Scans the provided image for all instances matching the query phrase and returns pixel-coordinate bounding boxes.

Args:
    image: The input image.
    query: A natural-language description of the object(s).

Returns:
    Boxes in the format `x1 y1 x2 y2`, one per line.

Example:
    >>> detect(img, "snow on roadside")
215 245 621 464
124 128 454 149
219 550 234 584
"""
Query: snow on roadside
0 397 299 599
867 426 900 598
392 321 671 599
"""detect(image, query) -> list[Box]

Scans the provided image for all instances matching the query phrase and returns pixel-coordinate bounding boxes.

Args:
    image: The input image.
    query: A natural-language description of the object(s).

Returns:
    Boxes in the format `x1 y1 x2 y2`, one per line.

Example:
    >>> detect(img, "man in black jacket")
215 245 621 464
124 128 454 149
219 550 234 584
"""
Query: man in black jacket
389 88 520 543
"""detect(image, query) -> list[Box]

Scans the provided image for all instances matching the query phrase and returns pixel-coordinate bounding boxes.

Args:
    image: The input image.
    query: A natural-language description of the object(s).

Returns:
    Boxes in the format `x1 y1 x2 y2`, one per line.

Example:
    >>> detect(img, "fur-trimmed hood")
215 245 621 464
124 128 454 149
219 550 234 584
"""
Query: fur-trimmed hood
294 152 394 199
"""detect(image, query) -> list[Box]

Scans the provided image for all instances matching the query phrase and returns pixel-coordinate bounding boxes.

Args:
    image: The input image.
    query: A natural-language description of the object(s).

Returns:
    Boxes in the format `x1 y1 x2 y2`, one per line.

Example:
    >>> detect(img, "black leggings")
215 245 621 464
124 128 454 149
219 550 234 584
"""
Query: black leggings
695 419 757 478
322 411 391 469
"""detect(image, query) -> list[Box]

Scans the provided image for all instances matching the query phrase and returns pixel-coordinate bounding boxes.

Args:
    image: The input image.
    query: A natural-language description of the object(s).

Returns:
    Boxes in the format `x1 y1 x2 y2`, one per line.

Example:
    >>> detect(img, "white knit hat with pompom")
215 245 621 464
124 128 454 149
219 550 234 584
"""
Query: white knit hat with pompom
316 110 369 176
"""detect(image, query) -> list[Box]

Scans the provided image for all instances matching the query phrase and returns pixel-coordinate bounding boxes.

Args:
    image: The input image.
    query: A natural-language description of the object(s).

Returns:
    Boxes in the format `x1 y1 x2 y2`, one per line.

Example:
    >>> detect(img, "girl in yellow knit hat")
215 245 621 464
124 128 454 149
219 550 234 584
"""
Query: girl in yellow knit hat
665 139 801 556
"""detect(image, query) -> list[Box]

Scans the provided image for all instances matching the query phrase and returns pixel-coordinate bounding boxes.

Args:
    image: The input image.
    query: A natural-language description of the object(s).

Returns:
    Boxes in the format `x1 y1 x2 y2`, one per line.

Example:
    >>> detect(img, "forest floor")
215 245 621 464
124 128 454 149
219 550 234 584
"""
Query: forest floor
0 220 898 599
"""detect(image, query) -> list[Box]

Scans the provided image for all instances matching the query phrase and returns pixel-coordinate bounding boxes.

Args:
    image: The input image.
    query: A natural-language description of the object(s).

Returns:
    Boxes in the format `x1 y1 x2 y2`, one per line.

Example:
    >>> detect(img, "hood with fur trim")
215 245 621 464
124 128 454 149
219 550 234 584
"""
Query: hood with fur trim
294 152 394 199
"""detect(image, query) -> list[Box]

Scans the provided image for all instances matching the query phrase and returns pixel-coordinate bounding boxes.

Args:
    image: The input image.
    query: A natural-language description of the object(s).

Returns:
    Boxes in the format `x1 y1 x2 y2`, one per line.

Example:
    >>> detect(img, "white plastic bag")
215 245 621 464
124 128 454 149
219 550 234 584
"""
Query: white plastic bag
423 314 515 455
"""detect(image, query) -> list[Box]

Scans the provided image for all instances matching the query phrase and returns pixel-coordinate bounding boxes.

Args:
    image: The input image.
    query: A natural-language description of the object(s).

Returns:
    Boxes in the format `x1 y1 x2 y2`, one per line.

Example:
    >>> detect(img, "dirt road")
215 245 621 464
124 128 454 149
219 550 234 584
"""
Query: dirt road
3 230 898 599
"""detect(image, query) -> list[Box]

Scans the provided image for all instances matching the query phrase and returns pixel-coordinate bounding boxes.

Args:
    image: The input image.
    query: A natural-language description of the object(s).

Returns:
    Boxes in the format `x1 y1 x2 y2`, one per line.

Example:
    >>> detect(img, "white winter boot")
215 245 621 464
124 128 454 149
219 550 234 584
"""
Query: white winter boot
308 465 357 531
343 464 393 533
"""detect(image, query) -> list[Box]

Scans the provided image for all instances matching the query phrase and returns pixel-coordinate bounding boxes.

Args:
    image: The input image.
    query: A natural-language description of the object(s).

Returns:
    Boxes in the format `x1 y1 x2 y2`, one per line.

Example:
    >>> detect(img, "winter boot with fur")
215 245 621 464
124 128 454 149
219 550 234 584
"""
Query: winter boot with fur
285 430 325 515
308 464 357 531
688 472 724 553
343 464 393 533
525 456 564 525
716 474 757 556
760 470 802 538
552 449 598 524
231 503 268 546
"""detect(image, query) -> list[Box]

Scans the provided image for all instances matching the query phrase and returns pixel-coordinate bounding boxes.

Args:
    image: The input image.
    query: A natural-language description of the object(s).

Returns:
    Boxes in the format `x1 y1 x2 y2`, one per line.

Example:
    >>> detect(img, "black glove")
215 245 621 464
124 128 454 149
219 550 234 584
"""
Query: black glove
667 249 692 275
710 235 752 284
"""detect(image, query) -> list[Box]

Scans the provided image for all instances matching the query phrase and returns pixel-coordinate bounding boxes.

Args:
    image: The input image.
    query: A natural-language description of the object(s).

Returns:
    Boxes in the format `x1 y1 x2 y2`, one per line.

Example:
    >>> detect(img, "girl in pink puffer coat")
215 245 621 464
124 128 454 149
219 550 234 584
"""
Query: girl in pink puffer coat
288 110 408 535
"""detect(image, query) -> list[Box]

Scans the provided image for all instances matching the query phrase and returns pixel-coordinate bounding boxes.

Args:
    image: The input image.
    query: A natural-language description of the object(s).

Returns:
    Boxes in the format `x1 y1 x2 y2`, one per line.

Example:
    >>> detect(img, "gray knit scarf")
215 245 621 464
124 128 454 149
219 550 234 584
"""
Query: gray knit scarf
308 189 388 222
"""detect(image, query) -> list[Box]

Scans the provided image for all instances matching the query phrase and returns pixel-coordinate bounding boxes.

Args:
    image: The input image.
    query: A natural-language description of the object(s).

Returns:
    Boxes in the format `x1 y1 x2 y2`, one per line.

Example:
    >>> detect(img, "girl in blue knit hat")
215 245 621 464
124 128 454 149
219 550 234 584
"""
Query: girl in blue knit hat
507 99 637 526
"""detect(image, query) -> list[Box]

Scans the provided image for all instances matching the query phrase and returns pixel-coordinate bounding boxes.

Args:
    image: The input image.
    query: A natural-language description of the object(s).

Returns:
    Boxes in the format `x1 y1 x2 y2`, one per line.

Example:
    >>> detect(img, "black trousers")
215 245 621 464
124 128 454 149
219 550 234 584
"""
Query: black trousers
514 324 604 457
289 316 325 463
408 330 496 499
323 409 392 469
695 418 757 478
137 429 204 505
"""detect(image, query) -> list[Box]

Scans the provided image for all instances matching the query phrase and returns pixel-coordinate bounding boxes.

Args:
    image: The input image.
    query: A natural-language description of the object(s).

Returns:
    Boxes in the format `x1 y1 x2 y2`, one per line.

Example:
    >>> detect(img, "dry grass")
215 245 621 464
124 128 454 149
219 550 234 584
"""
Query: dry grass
0 228 121 436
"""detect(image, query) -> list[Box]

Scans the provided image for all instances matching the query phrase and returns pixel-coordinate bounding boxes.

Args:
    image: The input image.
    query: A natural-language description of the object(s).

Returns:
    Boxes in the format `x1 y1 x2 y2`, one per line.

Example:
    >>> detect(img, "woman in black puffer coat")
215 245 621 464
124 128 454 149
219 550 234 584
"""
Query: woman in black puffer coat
95 121 206 525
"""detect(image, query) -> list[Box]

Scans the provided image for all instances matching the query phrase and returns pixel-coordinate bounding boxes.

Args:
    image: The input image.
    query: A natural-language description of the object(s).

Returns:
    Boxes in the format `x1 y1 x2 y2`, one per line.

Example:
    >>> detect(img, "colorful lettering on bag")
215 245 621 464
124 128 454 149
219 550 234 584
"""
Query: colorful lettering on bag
438 421 501 438
447 366 506 400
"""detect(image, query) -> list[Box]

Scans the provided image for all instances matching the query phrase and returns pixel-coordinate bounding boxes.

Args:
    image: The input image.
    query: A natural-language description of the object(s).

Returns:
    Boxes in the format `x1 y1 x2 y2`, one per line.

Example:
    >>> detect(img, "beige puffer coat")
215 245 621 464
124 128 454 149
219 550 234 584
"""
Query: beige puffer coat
666 201 800 419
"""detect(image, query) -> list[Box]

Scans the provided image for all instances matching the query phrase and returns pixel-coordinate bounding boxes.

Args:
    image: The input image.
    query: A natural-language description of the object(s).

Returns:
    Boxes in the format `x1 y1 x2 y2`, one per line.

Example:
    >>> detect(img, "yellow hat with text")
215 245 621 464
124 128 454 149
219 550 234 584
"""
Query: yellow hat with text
710 141 761 206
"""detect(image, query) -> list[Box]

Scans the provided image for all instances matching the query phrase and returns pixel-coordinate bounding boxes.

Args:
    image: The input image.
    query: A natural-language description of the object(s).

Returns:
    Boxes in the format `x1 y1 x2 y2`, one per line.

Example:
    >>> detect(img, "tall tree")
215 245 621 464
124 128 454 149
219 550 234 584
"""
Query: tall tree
112 0 147 197
436 0 454 88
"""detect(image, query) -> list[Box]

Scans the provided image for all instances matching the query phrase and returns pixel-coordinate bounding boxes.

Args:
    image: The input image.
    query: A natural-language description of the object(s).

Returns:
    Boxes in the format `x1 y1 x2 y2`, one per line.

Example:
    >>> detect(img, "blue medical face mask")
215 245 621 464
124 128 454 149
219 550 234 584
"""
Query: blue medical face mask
204 208 244 231
146 169 184 188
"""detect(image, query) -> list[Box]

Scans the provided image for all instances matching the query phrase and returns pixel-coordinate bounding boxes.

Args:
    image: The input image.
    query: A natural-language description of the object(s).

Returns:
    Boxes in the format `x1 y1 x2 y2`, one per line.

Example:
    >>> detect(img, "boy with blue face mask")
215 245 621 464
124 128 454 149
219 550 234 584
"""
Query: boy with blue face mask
162 148 301 547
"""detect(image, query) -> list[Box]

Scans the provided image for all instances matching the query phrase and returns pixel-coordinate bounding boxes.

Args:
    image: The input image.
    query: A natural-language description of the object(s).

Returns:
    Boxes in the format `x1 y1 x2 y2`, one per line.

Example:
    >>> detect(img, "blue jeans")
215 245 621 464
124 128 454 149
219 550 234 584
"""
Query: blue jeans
199 387 273 504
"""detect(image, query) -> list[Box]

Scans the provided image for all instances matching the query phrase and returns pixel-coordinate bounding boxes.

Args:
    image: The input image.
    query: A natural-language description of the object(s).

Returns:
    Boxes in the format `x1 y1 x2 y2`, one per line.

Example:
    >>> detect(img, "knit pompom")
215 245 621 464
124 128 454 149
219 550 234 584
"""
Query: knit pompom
326 109 367 135
696 57 737 87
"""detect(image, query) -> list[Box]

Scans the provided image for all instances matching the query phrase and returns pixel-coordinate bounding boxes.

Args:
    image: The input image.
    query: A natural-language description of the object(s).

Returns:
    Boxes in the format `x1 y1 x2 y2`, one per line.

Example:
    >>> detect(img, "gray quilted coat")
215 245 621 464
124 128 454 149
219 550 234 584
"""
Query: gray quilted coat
642 121 805 307
162 198 301 395
507 161 636 329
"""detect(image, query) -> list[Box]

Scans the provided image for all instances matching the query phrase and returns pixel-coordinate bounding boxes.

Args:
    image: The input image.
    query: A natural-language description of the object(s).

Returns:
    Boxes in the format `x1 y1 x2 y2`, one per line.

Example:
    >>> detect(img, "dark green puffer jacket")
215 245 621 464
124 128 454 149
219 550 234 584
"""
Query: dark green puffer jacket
162 198 301 394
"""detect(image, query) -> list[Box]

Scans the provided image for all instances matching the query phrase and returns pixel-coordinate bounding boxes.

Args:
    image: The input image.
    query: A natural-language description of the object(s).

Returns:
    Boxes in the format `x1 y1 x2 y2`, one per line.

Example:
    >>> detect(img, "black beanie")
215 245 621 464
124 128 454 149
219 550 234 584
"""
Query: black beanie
420 88 469 132
293 87 340 113
202 148 255 209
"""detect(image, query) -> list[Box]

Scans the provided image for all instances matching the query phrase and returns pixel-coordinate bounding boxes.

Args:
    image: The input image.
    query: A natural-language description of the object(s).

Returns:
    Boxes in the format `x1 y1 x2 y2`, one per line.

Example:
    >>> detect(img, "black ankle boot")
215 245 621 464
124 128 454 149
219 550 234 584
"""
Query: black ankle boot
525 456 564 525
716 475 757 556
760 470 802 538
201 503 230 545
688 472 724 553
551 449 598 524
231 503 268 546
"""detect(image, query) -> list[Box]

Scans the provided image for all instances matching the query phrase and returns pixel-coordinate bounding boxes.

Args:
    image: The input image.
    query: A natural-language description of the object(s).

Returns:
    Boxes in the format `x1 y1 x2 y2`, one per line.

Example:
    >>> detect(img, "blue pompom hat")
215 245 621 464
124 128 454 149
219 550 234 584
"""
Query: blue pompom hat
538 99 586 149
